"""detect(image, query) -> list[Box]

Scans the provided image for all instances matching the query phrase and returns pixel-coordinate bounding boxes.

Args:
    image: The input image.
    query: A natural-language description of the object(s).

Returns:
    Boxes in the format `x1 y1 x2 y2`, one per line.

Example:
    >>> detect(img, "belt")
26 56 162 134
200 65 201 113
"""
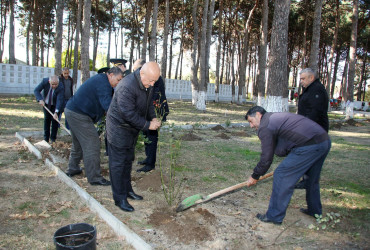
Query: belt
297 133 329 148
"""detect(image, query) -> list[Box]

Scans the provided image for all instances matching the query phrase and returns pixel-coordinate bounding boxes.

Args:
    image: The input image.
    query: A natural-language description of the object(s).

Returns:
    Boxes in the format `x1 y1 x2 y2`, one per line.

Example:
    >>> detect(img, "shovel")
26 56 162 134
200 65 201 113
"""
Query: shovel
176 171 274 212
43 105 71 136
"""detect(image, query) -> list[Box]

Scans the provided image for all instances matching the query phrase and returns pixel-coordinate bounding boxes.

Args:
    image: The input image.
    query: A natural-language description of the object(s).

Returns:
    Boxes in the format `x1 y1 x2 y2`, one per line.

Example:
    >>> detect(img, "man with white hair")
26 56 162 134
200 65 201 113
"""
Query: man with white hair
34 75 64 143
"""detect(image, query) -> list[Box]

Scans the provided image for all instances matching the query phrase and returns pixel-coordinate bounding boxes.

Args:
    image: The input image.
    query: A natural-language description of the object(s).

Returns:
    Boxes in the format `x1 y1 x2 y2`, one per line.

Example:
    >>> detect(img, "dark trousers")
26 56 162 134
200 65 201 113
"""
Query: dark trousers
266 139 331 222
58 98 70 130
143 129 159 167
108 142 135 202
43 105 58 142
65 108 103 183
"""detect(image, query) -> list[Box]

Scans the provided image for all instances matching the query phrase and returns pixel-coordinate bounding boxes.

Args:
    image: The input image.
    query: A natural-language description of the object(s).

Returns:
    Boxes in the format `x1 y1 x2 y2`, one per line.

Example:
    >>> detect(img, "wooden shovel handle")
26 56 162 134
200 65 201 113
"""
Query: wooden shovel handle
43 105 71 136
204 171 274 201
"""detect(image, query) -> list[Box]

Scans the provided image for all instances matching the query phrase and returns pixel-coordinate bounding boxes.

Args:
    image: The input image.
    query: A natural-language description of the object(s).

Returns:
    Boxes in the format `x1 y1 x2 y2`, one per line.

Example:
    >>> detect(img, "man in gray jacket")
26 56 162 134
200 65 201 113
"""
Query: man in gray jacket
245 106 331 224
106 62 161 212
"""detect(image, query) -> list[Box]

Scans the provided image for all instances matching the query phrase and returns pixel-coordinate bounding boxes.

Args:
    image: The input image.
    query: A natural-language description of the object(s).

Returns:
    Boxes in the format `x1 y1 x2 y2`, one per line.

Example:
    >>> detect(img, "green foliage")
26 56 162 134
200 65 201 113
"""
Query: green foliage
225 119 231 127
308 212 341 230
159 137 184 206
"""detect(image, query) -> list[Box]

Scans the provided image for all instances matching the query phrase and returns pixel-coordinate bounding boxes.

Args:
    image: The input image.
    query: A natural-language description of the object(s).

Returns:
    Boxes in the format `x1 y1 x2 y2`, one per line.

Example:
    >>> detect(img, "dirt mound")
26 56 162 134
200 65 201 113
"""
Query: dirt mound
211 125 225 131
231 131 251 137
135 170 165 192
180 132 202 141
345 119 363 127
215 133 230 140
148 207 214 244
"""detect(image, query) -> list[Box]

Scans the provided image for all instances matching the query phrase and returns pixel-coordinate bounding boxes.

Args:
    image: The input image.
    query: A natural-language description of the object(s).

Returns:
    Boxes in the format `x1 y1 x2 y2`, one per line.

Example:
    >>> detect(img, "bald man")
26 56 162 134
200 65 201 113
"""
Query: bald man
133 59 170 172
34 75 65 143
106 62 161 212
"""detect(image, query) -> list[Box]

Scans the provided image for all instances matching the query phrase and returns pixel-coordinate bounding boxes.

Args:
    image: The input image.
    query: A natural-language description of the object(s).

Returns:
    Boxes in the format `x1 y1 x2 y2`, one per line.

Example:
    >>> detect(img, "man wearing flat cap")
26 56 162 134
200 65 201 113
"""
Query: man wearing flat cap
98 59 130 77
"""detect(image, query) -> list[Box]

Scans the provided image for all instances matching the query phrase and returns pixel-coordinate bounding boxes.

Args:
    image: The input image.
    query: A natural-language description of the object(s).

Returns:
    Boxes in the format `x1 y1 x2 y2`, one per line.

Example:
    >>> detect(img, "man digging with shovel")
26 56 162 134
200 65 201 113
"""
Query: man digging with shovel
245 106 331 225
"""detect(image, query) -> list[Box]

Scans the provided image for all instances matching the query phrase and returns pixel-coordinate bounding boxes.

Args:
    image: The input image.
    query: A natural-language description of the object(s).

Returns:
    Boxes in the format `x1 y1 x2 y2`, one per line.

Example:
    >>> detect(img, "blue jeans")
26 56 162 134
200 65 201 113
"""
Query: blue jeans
266 139 331 222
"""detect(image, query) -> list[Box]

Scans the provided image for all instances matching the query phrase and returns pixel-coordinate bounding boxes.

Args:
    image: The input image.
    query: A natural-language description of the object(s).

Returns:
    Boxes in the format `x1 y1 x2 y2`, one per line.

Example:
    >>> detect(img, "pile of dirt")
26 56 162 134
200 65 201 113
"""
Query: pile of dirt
211 125 226 131
215 133 230 140
51 141 71 159
135 170 165 192
180 132 202 141
148 207 215 244
231 131 251 137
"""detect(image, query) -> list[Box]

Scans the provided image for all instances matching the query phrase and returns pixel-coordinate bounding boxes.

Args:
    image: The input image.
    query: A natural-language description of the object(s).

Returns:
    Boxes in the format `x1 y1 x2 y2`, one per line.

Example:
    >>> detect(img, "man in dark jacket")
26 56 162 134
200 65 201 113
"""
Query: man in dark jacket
59 67 74 129
298 68 329 131
34 75 64 143
106 62 161 212
132 59 170 173
296 68 329 189
245 106 331 225
64 67 123 186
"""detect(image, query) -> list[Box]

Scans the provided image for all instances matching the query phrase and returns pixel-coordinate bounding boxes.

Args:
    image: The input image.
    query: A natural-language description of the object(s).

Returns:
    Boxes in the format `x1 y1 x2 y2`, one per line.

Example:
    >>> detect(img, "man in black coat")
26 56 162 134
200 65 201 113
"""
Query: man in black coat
132 59 170 173
296 68 329 189
59 67 74 129
34 75 64 143
298 68 329 132
106 62 161 212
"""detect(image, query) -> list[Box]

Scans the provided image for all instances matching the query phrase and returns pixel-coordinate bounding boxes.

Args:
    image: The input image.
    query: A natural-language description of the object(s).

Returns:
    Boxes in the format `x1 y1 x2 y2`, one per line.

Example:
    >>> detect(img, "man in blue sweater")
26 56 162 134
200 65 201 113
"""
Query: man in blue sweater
64 67 123 186
245 106 331 225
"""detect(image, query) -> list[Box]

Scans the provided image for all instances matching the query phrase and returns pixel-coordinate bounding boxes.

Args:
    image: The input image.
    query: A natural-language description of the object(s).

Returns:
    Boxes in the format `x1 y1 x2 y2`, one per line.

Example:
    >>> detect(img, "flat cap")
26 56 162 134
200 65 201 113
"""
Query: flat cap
110 58 127 67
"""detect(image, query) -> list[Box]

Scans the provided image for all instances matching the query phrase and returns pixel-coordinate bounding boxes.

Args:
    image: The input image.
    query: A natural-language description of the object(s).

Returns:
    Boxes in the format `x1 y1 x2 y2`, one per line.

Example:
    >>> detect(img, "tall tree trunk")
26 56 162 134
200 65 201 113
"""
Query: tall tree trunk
141 0 153 60
346 0 358 118
205 0 215 86
26 2 33 65
73 0 82 86
168 24 174 79
32 0 38 66
357 55 366 101
0 0 8 63
40 18 44 66
106 0 113 66
257 0 268 107
149 0 158 61
214 0 223 102
55 0 64 75
330 48 340 99
326 0 340 95
308 0 323 74
197 0 210 110
8 0 15 64
265 0 291 112
191 0 199 105
161 0 169 79
238 1 258 104
81 0 92 83
301 0 308 69
340 50 349 99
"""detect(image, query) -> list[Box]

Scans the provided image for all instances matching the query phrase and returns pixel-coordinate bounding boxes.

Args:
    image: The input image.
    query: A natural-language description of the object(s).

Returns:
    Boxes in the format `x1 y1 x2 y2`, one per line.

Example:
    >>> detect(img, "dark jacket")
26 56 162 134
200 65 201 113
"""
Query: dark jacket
252 112 329 179
298 79 329 132
66 73 113 123
152 76 169 121
106 69 155 148
34 77 64 112
59 74 74 98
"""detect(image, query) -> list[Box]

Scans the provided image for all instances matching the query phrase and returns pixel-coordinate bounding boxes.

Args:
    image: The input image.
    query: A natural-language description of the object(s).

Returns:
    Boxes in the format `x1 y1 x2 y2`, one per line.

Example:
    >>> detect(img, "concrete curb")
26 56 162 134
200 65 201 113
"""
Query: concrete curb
15 132 151 250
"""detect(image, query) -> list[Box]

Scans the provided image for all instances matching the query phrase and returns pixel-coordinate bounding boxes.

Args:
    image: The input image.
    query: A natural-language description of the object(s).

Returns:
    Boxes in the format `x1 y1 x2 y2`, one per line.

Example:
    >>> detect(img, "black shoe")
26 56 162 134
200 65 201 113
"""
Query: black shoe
90 178 111 186
256 213 282 225
136 165 155 173
294 179 306 189
299 208 318 218
115 199 134 212
128 191 143 200
137 159 147 165
66 169 82 177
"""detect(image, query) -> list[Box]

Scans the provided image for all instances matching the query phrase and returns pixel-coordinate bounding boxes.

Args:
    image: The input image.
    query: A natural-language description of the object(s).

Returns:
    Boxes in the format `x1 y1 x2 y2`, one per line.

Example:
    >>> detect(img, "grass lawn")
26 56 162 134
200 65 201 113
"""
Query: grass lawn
0 94 369 248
